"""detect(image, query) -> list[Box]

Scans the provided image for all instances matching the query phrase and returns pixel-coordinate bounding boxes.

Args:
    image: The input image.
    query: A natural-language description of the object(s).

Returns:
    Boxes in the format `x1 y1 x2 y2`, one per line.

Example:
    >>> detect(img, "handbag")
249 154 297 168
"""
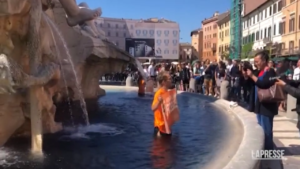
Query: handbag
257 84 285 102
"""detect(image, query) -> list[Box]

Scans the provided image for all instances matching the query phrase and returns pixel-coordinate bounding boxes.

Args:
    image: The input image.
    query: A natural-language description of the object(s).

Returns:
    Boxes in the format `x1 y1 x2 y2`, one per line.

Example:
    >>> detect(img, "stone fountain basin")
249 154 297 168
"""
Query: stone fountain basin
101 85 264 169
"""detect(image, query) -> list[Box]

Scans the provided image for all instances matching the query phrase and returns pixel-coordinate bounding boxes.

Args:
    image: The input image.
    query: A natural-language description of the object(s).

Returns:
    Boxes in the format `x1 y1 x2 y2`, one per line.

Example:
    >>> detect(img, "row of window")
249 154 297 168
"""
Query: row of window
267 40 300 54
219 22 229 29
203 51 215 57
281 39 300 51
242 14 300 44
218 44 229 53
219 29 230 39
204 43 217 49
204 33 217 39
204 24 218 31
243 0 283 29
105 31 129 37
95 22 134 29
243 24 280 44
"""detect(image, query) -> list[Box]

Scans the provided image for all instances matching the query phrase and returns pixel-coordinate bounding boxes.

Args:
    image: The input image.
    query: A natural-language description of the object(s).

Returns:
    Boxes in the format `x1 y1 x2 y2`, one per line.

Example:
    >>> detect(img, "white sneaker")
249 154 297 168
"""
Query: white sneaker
229 101 238 107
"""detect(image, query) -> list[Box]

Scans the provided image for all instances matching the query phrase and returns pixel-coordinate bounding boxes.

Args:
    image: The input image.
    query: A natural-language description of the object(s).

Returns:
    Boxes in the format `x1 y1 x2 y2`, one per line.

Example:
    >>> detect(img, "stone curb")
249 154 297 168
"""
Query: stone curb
177 92 264 169
100 85 264 169
213 99 264 169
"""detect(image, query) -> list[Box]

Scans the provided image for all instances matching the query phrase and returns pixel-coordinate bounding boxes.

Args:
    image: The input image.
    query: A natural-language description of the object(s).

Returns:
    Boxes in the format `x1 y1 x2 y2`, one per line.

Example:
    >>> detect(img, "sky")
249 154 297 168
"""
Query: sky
77 0 230 43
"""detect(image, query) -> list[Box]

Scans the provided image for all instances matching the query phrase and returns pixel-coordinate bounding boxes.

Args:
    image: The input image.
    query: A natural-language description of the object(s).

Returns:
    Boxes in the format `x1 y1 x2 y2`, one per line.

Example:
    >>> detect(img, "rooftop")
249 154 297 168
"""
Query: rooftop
190 28 202 36
100 17 176 23
202 11 228 25
243 0 268 17
216 11 230 25
180 42 192 47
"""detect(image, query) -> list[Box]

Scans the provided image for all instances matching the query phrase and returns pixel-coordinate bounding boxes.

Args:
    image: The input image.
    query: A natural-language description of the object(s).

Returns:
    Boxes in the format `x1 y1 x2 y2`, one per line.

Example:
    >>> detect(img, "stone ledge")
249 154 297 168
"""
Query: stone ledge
177 92 264 169
100 85 264 169
214 99 264 169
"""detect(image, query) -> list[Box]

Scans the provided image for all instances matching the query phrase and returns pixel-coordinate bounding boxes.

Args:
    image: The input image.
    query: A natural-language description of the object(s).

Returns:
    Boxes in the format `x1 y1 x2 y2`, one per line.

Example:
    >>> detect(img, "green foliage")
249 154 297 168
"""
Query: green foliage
221 51 230 60
241 42 254 59
264 45 272 56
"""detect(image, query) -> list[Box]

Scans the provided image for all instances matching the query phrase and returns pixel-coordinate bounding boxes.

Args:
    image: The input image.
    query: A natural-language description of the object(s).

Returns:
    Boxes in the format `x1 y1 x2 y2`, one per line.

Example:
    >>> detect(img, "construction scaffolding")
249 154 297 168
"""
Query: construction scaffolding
229 0 242 59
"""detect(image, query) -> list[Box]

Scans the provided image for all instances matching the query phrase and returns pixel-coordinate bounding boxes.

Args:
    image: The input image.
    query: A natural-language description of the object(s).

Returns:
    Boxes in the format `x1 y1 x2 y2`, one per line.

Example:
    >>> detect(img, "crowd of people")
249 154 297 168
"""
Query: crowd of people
143 51 300 152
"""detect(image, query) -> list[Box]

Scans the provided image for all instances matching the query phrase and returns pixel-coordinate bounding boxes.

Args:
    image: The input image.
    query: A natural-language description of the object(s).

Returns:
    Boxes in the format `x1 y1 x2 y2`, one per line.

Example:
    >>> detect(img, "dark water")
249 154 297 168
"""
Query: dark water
1 89 232 169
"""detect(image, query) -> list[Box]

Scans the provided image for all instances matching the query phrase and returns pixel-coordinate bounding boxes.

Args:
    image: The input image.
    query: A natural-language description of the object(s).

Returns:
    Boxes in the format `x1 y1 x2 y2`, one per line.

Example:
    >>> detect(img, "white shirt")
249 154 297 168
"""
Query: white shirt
226 64 233 72
293 67 300 80
143 68 149 77
148 65 156 76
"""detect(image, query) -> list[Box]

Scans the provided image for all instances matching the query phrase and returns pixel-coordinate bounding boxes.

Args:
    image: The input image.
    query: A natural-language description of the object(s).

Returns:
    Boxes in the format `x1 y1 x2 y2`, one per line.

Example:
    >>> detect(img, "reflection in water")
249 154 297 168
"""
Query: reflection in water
151 135 177 169
1 90 231 169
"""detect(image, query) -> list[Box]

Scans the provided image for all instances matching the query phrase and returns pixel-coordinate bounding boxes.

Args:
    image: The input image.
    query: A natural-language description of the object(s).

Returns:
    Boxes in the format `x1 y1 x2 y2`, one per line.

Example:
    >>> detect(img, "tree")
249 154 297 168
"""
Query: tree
241 42 254 59
221 51 229 60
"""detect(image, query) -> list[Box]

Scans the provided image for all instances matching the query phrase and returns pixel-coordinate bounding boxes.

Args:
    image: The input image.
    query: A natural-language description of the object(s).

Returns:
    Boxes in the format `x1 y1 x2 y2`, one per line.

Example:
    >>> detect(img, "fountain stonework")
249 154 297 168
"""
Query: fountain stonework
0 0 136 148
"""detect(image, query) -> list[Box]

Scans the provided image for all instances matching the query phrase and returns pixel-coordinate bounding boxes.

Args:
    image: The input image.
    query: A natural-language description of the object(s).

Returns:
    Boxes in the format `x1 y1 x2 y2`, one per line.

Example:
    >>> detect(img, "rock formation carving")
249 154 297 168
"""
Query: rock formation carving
0 0 137 147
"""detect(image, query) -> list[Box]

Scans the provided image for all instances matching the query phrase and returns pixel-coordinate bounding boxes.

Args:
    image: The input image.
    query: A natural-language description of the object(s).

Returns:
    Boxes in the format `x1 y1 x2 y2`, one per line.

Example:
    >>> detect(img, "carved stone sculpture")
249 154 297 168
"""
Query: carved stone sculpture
0 0 137 147
77 2 104 38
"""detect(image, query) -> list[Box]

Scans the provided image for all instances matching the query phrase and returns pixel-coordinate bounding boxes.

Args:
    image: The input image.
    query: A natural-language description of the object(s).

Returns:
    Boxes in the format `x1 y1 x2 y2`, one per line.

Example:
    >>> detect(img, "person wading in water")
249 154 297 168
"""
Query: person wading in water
151 71 172 137
138 72 145 97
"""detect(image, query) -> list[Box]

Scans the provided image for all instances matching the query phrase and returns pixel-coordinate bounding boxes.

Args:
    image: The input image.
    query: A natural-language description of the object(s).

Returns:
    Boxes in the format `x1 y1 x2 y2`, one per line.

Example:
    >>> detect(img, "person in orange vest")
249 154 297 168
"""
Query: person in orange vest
138 72 145 96
151 71 172 136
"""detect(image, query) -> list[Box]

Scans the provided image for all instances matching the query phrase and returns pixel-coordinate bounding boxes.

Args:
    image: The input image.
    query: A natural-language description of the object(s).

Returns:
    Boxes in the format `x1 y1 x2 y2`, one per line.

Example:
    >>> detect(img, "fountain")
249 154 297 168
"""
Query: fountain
0 0 138 153
0 1 265 169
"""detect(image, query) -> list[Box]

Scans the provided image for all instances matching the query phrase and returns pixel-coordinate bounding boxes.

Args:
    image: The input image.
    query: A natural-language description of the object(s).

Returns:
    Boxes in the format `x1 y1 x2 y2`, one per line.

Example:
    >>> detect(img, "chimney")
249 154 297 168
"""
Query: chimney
213 11 219 17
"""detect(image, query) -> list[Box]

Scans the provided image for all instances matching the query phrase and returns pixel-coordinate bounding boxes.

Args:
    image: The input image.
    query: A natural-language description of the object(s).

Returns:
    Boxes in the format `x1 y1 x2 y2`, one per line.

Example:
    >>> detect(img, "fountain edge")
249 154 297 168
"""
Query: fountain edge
100 85 264 169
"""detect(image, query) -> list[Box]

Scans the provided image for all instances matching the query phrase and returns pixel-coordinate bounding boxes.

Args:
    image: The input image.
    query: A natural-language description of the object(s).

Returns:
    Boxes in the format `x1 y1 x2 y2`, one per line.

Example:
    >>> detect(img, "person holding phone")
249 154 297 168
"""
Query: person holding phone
246 51 277 150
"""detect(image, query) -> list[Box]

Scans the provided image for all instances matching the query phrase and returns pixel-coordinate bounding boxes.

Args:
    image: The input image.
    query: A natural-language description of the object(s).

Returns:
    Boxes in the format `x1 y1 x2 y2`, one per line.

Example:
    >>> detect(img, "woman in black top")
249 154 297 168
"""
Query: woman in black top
241 61 254 104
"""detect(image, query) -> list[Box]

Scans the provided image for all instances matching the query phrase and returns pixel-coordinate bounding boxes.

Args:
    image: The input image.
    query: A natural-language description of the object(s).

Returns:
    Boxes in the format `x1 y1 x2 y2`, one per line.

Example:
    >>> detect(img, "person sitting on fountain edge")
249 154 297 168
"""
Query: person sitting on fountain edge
151 71 172 137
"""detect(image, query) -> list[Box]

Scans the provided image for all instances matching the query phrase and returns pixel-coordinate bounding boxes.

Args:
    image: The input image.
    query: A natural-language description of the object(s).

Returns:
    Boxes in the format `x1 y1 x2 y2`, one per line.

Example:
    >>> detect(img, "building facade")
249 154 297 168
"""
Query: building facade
190 28 203 60
242 0 283 56
202 12 219 61
94 17 180 60
179 43 193 61
217 12 231 59
281 0 300 55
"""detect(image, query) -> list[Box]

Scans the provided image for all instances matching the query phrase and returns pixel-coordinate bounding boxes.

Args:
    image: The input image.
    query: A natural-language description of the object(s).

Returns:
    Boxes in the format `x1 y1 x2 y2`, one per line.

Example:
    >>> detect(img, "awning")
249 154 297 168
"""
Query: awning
272 56 299 62
287 56 299 61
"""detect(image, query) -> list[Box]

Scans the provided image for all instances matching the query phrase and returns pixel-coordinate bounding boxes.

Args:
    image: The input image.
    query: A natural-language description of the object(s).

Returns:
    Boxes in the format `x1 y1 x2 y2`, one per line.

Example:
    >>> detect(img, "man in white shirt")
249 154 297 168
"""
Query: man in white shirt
293 59 300 80
143 66 149 77
226 59 233 73
148 62 156 80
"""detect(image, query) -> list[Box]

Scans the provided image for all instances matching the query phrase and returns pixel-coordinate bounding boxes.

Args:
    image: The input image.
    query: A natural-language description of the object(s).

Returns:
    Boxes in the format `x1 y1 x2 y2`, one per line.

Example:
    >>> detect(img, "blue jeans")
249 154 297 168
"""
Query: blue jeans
256 114 274 150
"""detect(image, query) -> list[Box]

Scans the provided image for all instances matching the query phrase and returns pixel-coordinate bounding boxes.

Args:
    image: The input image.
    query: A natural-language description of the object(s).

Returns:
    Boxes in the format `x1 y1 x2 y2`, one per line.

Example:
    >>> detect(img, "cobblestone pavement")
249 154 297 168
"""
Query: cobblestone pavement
261 113 300 169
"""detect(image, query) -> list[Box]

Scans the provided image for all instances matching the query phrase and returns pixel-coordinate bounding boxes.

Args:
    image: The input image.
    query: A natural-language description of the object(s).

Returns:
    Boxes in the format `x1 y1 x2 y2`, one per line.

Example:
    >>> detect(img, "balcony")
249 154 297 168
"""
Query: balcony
279 47 300 56
279 49 289 55
263 37 271 44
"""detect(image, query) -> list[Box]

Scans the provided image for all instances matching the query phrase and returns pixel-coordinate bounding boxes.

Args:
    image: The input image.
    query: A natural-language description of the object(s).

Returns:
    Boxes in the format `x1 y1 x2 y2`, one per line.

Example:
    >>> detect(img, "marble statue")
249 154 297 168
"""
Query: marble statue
77 2 104 38
0 0 137 150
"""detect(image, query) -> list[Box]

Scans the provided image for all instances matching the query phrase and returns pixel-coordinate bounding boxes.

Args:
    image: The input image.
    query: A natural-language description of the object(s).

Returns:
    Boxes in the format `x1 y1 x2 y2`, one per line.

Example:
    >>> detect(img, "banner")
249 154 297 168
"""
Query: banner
125 38 155 57
146 79 154 93
161 89 179 134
